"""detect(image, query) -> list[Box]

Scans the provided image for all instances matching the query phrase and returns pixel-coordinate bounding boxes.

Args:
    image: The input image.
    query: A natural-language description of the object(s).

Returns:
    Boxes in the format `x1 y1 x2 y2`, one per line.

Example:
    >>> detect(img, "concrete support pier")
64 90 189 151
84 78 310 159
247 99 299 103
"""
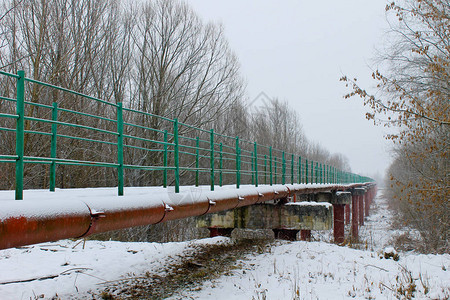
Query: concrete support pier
197 201 332 241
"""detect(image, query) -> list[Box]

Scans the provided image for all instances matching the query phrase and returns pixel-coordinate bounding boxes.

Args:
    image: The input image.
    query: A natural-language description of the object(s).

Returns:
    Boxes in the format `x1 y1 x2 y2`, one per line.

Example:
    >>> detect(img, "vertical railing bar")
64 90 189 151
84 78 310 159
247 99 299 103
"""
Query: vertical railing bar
117 102 124 196
15 70 25 200
305 159 308 184
49 102 58 192
236 136 240 189
210 129 214 191
254 142 258 187
174 119 180 193
298 156 301 184
219 142 223 187
281 151 285 185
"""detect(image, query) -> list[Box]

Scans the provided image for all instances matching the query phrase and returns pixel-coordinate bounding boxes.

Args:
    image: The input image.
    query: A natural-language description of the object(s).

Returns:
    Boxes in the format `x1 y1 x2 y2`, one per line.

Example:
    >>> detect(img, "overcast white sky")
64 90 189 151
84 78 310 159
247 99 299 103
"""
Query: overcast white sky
189 0 392 178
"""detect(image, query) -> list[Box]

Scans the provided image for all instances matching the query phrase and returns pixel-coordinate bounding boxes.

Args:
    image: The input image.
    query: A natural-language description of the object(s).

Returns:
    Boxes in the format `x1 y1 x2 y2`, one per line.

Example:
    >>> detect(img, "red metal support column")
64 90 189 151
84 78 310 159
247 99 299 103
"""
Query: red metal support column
300 230 311 241
351 193 359 240
359 194 365 226
333 204 345 244
345 203 350 225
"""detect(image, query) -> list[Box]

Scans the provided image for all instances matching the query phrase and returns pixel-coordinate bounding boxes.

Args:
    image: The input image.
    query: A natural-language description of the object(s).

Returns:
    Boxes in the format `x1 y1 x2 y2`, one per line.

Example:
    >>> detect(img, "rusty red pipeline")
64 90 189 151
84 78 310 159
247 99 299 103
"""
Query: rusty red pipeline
0 183 375 250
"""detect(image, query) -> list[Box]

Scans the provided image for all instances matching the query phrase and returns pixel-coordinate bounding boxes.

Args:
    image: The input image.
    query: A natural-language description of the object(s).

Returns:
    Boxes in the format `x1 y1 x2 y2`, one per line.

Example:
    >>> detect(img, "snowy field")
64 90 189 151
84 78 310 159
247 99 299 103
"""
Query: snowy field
0 190 449 299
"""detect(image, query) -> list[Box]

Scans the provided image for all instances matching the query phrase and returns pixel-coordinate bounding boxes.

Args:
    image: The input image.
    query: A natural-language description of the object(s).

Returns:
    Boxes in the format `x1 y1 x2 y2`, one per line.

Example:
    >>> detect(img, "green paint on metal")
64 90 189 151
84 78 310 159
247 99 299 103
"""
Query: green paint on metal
254 142 258 187
219 142 223 187
117 102 124 196
305 159 308 184
235 136 240 189
174 119 180 193
210 129 214 191
0 70 375 200
298 156 301 184
15 70 25 200
49 102 58 192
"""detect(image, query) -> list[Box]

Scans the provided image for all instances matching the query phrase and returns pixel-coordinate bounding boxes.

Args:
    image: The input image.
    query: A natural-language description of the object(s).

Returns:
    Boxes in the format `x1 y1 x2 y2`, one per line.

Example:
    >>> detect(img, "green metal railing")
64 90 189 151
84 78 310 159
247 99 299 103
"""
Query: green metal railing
0 70 373 200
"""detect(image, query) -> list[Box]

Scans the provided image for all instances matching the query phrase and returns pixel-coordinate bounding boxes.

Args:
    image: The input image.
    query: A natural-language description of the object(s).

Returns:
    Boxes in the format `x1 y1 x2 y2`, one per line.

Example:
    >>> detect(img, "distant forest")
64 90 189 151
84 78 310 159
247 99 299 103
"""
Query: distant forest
0 0 352 191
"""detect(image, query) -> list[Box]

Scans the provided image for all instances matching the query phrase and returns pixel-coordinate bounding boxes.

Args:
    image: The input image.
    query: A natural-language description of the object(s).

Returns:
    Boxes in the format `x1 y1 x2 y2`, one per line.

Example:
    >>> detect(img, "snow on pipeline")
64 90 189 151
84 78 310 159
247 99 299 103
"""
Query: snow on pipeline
0 191 448 299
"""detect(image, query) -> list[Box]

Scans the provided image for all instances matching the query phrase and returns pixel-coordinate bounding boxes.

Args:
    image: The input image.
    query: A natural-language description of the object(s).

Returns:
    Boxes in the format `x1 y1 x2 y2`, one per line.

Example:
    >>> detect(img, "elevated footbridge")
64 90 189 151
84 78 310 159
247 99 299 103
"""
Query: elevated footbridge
0 70 376 250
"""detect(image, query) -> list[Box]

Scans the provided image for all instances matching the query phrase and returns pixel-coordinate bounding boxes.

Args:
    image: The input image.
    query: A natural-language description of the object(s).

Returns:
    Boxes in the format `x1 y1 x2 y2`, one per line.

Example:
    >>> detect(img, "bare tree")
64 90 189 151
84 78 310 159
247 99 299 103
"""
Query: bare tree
342 0 449 252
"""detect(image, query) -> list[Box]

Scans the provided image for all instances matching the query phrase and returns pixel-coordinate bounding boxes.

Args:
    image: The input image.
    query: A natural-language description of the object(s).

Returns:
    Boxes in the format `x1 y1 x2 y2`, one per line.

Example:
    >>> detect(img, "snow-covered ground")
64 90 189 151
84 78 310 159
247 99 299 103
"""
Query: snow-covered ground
173 241 449 300
172 190 450 299
0 190 449 299
0 237 233 299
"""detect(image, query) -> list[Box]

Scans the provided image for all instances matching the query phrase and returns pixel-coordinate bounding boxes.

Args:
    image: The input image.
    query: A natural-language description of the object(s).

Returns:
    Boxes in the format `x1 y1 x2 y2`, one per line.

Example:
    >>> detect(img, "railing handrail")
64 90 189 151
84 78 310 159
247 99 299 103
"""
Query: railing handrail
0 70 374 200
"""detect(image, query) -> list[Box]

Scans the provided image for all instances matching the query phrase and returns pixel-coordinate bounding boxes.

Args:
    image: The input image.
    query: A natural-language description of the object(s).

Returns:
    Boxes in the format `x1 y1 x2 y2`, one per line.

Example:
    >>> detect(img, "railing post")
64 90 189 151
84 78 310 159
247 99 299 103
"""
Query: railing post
15 70 25 200
282 151 285 185
174 119 180 193
210 129 214 191
298 156 301 184
235 136 240 189
195 136 199 187
49 102 58 192
163 130 168 188
117 102 124 196
269 146 273 186
305 159 308 184
219 142 223 187
254 142 258 187
291 153 294 184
